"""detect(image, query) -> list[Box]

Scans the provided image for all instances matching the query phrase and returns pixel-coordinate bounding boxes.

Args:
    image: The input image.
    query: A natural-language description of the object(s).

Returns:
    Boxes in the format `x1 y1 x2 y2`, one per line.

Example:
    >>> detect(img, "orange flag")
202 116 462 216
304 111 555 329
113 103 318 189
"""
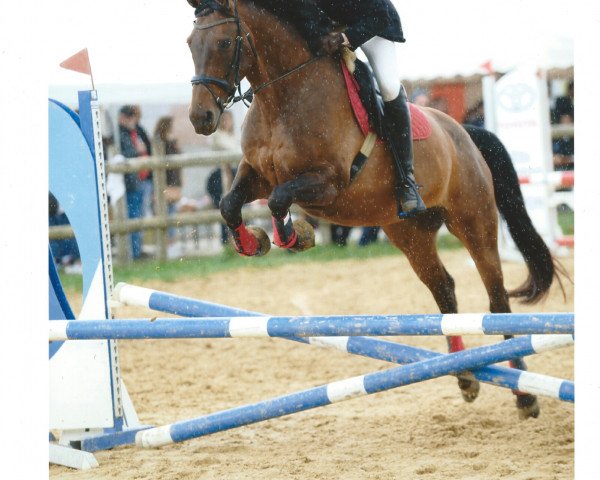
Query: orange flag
60 48 92 75
60 48 95 89
480 60 494 75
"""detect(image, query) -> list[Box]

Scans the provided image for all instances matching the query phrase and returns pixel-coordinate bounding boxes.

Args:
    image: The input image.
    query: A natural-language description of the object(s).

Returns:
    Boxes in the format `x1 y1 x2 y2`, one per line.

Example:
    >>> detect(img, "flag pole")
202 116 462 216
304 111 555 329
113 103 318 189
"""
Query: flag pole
88 53 95 91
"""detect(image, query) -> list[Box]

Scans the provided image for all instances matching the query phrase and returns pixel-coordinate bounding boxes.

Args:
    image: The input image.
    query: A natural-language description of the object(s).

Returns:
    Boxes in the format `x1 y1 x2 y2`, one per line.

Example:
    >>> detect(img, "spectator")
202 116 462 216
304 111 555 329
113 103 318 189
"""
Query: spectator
119 105 150 260
153 116 183 238
411 89 431 107
463 101 485 128
551 81 574 171
132 105 154 218
359 226 380 246
329 225 381 247
49 193 81 272
330 224 352 247
552 80 574 124
430 97 449 114
101 106 116 160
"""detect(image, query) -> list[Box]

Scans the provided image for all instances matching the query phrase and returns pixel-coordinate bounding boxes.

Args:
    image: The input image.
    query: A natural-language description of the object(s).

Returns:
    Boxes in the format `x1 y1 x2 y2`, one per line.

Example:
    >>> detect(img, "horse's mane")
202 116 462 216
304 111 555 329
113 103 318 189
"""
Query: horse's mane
189 0 334 52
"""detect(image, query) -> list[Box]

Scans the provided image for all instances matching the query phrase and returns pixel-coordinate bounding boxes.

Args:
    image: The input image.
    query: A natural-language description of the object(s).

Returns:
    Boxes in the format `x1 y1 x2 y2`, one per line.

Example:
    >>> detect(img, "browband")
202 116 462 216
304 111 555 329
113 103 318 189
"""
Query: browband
194 17 237 30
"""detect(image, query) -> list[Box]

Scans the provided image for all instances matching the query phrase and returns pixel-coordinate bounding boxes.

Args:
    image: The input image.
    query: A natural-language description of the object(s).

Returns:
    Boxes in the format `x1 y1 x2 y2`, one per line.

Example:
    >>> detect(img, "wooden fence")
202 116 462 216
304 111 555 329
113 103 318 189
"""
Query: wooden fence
51 149 259 263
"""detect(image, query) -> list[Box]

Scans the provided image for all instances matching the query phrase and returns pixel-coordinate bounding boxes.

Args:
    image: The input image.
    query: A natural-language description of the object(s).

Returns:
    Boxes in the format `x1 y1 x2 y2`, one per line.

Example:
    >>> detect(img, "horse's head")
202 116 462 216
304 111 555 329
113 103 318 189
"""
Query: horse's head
186 0 255 135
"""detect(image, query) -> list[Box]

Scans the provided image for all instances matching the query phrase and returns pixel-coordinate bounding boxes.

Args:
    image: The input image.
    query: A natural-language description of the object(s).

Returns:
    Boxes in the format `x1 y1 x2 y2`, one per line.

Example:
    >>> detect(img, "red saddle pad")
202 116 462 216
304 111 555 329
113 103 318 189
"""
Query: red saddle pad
341 61 432 141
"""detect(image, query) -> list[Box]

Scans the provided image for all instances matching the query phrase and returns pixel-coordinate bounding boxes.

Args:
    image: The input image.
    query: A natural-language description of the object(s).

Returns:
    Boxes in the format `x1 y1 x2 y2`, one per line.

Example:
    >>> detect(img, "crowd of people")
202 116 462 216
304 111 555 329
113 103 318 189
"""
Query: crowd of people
110 106 238 260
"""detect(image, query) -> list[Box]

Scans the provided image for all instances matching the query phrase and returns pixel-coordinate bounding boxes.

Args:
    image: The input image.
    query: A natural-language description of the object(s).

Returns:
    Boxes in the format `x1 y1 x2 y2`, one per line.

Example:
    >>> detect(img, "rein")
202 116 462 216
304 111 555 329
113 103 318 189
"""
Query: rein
191 0 321 110
250 56 321 98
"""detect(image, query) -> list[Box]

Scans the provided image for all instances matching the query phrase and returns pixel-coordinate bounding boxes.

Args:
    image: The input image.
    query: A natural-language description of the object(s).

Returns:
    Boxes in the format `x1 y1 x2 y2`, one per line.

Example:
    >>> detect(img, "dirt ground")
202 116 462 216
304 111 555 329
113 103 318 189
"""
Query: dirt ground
50 249 574 479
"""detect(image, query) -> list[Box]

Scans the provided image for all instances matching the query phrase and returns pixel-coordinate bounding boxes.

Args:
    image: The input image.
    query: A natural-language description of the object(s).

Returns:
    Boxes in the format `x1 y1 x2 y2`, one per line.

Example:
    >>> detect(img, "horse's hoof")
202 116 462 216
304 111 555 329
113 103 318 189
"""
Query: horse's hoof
289 219 315 253
457 372 480 403
245 226 271 256
516 394 540 419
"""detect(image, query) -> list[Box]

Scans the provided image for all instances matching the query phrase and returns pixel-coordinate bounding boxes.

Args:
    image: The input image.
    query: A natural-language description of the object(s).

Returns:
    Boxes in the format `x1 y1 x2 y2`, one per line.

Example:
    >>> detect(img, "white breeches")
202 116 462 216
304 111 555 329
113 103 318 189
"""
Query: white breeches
360 36 401 102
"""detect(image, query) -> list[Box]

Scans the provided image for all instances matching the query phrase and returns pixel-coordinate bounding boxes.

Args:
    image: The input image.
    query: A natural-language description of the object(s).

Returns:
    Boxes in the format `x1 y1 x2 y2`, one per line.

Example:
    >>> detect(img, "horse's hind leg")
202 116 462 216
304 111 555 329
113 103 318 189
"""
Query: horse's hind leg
503 334 540 418
446 214 540 419
382 219 480 403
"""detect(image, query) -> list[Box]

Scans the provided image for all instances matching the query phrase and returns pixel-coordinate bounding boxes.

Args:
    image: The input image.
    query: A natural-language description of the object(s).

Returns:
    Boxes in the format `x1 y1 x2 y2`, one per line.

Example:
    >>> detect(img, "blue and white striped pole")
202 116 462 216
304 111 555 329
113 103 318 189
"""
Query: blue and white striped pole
49 311 573 340
135 333 573 448
113 283 574 402
325 336 574 402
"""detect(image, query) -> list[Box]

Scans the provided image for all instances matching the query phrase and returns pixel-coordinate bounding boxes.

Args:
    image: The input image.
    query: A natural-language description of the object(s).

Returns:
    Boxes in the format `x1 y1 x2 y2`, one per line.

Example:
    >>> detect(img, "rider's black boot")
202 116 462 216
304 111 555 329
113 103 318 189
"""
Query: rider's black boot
383 85 426 217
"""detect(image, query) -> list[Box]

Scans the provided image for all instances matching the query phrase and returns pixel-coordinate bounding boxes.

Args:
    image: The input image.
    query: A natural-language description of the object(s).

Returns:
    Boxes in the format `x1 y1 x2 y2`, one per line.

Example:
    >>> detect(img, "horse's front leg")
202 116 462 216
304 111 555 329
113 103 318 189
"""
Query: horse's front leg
268 171 340 252
220 161 271 257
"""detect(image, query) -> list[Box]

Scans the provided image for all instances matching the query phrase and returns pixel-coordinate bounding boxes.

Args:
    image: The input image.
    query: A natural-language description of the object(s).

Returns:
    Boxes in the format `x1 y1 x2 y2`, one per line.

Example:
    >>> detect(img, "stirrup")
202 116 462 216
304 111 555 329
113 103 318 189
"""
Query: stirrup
397 182 426 218
398 207 425 219
393 173 427 218
398 204 426 218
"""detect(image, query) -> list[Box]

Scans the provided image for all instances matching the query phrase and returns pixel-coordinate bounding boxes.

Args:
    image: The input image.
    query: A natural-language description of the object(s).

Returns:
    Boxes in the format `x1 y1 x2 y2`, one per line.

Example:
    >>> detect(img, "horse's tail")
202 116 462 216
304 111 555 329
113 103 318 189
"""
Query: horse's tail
463 124 558 304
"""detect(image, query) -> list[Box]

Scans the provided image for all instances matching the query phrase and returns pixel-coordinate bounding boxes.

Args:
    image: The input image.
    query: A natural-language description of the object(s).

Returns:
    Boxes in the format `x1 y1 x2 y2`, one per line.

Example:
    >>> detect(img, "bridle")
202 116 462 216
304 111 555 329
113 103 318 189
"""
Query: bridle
190 0 256 111
190 0 322 111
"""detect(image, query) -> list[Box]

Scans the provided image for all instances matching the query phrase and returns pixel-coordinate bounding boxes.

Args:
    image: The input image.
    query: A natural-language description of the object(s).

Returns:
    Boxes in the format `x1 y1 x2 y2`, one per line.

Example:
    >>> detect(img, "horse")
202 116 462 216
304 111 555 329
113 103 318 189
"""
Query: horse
185 0 561 419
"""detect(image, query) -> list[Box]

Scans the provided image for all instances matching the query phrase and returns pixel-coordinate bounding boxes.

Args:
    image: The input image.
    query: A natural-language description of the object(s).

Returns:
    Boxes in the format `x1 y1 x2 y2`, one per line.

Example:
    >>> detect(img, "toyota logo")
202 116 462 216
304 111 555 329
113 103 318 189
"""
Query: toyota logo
497 83 537 112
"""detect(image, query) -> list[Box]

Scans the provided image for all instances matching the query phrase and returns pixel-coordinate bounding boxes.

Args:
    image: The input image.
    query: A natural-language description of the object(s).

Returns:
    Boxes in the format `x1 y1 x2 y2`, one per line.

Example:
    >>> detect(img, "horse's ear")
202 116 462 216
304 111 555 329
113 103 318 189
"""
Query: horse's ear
187 0 200 8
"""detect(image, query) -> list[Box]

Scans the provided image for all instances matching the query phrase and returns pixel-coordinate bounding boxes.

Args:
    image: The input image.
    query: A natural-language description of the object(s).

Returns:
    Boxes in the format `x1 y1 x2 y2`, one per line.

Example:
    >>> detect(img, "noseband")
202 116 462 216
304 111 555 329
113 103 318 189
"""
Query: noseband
190 0 321 111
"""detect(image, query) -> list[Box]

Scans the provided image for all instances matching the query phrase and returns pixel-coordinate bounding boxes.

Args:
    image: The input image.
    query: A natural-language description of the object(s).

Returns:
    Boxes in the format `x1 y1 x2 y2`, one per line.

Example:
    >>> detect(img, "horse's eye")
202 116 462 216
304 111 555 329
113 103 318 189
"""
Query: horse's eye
218 39 232 50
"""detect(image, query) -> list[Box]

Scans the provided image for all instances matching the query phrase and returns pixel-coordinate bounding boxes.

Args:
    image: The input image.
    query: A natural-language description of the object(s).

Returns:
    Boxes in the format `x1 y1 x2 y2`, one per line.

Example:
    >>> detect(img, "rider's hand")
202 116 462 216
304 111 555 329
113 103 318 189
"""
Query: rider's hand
319 32 345 55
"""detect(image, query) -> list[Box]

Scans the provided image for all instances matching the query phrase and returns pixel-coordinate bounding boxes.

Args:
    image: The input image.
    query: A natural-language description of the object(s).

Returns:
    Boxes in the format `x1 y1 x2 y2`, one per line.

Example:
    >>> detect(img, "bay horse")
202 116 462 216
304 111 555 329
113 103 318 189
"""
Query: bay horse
185 0 560 419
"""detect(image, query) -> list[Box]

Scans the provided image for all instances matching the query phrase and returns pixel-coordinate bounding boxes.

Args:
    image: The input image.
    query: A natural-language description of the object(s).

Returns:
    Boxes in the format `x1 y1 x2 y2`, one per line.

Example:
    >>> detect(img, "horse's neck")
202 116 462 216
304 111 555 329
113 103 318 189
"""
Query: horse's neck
239 2 339 113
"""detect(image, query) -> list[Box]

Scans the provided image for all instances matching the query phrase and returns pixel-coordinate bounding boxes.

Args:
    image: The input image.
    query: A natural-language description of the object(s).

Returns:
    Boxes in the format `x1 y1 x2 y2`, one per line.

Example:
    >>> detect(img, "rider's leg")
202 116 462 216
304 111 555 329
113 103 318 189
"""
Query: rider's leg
361 36 426 216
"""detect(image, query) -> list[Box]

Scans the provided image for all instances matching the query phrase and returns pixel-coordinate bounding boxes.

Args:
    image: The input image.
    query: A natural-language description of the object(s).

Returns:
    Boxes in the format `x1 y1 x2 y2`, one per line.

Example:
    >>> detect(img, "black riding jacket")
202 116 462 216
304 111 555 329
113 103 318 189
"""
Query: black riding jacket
191 1 406 51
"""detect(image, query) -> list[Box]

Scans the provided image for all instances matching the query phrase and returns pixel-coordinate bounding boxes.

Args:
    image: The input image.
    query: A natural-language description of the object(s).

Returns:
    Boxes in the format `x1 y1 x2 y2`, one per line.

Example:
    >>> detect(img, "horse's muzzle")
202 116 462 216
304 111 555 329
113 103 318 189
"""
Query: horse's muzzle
189 105 218 135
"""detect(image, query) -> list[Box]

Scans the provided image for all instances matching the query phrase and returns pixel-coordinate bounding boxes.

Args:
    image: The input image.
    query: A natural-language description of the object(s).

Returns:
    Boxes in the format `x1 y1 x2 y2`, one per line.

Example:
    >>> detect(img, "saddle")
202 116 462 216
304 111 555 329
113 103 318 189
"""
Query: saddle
340 52 432 180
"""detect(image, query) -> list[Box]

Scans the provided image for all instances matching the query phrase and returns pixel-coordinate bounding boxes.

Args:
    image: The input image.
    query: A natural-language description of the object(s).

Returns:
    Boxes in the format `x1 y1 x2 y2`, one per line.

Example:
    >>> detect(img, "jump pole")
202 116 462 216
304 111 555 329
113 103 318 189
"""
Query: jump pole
50 312 574 340
135 333 573 448
113 283 574 402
